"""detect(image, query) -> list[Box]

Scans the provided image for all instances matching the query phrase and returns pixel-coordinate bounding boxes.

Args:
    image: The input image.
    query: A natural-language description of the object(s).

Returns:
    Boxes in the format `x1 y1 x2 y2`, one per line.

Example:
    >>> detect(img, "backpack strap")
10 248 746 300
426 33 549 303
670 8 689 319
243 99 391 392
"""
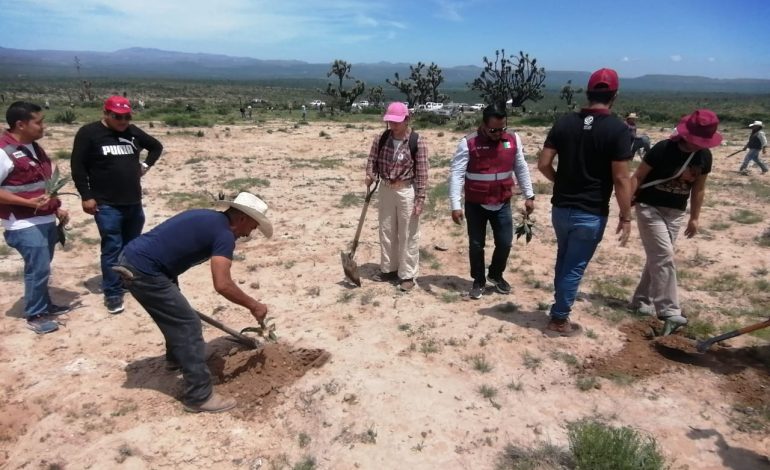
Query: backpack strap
377 129 419 159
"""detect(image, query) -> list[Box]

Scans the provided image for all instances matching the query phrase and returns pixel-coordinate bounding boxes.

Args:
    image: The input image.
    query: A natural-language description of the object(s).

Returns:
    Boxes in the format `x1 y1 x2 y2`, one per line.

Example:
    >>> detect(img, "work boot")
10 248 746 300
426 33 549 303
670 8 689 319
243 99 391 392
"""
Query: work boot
545 317 581 337
184 392 237 413
399 278 416 292
660 314 688 336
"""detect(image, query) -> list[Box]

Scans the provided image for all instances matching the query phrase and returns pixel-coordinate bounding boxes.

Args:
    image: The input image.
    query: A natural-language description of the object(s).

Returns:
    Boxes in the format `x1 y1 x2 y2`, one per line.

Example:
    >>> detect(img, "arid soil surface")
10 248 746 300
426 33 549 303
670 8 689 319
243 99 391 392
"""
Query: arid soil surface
1 117 769 469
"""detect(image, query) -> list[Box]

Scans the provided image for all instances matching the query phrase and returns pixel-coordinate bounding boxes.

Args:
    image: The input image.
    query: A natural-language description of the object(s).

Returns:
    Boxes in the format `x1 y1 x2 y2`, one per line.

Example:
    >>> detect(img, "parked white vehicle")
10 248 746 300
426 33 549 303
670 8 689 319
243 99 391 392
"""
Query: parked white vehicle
310 100 326 108
470 103 485 111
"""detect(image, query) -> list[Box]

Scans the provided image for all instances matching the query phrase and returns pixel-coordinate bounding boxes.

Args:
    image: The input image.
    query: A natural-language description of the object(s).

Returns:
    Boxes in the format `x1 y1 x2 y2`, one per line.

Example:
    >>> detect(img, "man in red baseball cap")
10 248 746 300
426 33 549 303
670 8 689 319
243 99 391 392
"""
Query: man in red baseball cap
629 109 722 334
70 95 163 314
537 68 634 336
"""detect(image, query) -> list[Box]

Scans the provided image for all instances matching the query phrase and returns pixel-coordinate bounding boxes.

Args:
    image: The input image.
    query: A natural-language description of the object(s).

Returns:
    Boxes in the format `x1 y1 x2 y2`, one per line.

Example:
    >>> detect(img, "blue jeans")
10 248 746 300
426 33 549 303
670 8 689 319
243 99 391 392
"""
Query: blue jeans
94 204 145 298
3 222 57 317
465 201 513 284
550 206 607 320
739 149 768 173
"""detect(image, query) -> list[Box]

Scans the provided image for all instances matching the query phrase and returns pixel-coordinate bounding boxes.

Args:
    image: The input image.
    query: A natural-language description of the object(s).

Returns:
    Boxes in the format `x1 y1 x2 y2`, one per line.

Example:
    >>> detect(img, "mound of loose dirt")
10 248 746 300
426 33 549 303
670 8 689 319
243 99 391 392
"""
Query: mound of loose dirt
585 320 770 408
207 343 330 419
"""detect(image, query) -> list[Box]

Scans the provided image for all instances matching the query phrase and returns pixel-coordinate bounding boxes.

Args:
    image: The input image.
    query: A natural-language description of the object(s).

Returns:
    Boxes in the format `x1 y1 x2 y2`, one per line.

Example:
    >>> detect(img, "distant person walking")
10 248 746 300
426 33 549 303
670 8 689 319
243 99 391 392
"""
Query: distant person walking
738 121 768 175
365 102 429 292
70 96 164 315
537 68 634 336
629 109 722 332
301 104 307 121
626 113 651 157
448 103 535 299
0 102 71 334
239 106 245 119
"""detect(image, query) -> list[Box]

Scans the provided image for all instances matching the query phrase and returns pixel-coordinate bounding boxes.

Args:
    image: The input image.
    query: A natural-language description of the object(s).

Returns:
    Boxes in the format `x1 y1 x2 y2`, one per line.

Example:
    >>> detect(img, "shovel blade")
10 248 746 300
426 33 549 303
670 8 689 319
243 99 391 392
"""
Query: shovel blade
341 251 361 287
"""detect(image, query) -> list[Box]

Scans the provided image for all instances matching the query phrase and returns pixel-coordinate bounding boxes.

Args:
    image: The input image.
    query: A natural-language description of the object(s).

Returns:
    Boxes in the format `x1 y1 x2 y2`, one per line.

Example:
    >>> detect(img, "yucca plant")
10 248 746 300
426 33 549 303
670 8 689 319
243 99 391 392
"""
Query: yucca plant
45 166 74 197
241 317 278 342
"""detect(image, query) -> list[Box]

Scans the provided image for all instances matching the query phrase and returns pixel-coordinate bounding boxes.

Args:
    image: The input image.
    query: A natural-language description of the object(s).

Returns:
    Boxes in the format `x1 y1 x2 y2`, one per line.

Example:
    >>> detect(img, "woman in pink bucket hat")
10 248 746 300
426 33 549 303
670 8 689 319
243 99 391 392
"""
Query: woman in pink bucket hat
629 109 722 334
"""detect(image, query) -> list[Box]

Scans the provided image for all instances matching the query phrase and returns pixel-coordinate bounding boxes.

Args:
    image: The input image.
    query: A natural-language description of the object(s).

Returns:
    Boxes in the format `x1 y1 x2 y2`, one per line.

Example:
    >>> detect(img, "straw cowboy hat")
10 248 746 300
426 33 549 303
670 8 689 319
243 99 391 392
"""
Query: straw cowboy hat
748 121 763 128
216 192 273 238
626 113 639 119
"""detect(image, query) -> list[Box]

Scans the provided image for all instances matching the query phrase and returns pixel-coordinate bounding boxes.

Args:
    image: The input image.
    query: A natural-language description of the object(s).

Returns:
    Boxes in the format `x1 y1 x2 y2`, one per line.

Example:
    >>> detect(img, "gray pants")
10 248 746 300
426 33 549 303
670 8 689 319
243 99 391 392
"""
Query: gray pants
631 203 686 318
118 257 212 406
739 149 768 173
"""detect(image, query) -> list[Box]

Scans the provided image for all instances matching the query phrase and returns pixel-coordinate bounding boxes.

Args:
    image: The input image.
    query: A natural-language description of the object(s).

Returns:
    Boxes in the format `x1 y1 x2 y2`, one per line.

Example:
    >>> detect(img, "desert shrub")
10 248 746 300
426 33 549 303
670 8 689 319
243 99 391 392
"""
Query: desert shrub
567 419 666 470
413 112 450 127
53 110 77 124
223 177 270 191
729 209 763 225
54 149 71 159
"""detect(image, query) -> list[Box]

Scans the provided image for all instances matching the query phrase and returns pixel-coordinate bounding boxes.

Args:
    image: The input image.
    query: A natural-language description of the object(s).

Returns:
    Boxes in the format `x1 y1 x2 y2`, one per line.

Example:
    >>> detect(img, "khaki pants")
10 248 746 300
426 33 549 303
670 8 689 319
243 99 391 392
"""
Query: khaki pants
378 183 420 280
631 203 686 318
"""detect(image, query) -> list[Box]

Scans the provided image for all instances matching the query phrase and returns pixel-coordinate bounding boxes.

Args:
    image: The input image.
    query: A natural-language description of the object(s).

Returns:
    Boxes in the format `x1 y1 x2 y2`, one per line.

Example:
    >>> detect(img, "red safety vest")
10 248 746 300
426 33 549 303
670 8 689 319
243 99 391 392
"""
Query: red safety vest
465 130 517 205
0 132 59 220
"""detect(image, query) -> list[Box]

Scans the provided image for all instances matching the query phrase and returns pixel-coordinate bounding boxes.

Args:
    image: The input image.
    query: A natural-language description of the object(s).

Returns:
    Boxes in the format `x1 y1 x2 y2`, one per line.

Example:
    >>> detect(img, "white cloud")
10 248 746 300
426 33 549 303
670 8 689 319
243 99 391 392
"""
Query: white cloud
708 57 716 62
15 0 400 48
622 56 630 62
670 54 683 62
432 0 478 22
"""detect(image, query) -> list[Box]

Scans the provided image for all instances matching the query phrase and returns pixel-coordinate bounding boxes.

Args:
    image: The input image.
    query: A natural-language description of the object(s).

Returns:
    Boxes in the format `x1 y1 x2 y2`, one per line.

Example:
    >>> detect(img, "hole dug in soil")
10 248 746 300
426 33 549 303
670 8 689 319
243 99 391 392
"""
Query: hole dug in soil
206 342 330 419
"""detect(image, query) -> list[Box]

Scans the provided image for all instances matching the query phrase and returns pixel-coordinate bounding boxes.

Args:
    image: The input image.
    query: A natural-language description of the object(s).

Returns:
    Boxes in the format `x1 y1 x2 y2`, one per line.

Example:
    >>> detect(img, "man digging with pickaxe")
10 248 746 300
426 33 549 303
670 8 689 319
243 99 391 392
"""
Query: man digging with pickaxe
114 192 272 413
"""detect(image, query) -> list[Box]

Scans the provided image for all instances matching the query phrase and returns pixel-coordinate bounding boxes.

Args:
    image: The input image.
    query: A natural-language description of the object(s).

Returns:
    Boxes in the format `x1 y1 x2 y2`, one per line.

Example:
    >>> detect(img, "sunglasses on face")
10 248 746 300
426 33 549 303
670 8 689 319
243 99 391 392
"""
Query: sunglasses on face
110 113 132 121
487 126 506 133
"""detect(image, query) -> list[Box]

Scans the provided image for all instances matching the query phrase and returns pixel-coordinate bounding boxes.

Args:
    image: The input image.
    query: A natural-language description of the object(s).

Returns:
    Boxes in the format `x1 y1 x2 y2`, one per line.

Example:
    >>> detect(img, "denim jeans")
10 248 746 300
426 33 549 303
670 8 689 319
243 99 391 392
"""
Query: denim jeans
94 204 145 298
465 201 513 284
118 256 212 406
550 206 608 320
739 149 769 173
3 222 57 317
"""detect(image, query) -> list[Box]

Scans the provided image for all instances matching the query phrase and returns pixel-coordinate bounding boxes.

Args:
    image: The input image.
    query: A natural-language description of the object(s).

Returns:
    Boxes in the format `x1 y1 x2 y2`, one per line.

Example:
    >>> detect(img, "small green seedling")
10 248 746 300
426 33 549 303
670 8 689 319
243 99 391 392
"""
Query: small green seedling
242 317 278 342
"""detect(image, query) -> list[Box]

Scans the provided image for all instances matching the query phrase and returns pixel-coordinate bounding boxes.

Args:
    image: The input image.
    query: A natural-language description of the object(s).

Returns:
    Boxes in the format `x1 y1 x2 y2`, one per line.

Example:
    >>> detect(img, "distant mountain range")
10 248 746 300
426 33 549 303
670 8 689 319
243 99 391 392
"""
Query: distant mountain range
2 47 769 93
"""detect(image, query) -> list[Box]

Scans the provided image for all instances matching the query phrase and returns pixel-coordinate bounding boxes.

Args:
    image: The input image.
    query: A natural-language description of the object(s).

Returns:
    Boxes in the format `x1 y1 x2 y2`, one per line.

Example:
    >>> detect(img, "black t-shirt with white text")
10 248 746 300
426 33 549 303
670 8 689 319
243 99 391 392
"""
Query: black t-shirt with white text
635 139 712 211
544 109 633 216
70 122 163 205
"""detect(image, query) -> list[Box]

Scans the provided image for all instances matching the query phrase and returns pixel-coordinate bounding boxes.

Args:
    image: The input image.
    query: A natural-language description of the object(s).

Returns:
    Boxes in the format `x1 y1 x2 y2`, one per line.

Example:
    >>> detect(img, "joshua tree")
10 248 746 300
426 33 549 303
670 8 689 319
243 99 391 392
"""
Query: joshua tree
387 62 447 107
367 85 385 107
322 59 365 113
468 49 546 109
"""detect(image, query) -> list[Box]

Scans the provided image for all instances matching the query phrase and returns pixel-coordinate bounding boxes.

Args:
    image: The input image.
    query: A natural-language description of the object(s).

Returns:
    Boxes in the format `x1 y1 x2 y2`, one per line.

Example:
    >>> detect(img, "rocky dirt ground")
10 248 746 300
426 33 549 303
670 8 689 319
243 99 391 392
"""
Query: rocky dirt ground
1 116 769 469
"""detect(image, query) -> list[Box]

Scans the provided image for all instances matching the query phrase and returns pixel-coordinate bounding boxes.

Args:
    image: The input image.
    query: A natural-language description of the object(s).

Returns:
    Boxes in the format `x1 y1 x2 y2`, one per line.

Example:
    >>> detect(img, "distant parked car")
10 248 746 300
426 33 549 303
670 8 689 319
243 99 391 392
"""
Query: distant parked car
470 103 485 111
310 100 326 108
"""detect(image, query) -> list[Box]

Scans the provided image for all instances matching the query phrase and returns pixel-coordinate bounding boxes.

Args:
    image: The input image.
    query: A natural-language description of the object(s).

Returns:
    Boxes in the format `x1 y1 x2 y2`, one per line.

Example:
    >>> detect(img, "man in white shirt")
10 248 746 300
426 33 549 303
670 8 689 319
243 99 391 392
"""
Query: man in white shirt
0 101 70 334
449 104 535 299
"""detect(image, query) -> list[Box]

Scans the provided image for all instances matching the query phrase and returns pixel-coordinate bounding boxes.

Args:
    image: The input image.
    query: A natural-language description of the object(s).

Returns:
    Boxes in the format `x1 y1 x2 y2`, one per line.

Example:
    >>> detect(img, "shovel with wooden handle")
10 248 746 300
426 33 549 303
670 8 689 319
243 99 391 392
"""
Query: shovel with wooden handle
341 180 379 287
696 317 770 353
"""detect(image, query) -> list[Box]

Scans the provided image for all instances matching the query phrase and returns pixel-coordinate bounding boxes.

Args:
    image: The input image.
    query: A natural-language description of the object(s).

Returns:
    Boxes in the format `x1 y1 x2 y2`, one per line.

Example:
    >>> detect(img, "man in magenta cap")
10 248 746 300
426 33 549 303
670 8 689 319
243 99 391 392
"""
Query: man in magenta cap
538 68 634 335
629 109 722 334
70 96 163 314
365 102 429 291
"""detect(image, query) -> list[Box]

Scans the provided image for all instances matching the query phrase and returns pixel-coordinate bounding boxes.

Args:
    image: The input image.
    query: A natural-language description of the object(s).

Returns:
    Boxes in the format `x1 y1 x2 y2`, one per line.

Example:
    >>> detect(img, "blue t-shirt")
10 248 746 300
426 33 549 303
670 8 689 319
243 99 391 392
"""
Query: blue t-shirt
124 209 236 277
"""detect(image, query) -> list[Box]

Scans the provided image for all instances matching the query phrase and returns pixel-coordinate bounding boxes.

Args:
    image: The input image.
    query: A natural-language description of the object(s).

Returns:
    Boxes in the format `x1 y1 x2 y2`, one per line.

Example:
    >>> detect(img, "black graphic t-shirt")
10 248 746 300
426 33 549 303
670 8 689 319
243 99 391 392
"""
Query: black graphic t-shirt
544 108 633 216
70 121 163 205
635 139 712 211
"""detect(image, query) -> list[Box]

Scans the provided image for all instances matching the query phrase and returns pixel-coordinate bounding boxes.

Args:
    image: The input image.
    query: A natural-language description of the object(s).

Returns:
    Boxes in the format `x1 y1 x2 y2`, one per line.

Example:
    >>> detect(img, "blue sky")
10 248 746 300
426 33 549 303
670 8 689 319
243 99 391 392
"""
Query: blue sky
3 0 769 79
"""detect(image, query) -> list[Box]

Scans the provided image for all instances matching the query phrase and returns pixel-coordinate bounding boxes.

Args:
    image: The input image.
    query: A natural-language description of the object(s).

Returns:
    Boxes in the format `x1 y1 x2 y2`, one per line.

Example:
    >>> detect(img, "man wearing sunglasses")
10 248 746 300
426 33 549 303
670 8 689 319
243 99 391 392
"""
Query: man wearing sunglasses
449 103 535 300
71 96 163 315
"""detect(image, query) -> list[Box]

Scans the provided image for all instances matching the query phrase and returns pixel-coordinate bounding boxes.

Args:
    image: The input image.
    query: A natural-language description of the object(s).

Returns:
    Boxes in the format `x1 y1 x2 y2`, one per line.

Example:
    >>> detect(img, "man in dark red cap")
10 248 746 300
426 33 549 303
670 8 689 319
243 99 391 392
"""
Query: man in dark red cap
629 109 722 334
537 68 634 336
70 95 163 314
